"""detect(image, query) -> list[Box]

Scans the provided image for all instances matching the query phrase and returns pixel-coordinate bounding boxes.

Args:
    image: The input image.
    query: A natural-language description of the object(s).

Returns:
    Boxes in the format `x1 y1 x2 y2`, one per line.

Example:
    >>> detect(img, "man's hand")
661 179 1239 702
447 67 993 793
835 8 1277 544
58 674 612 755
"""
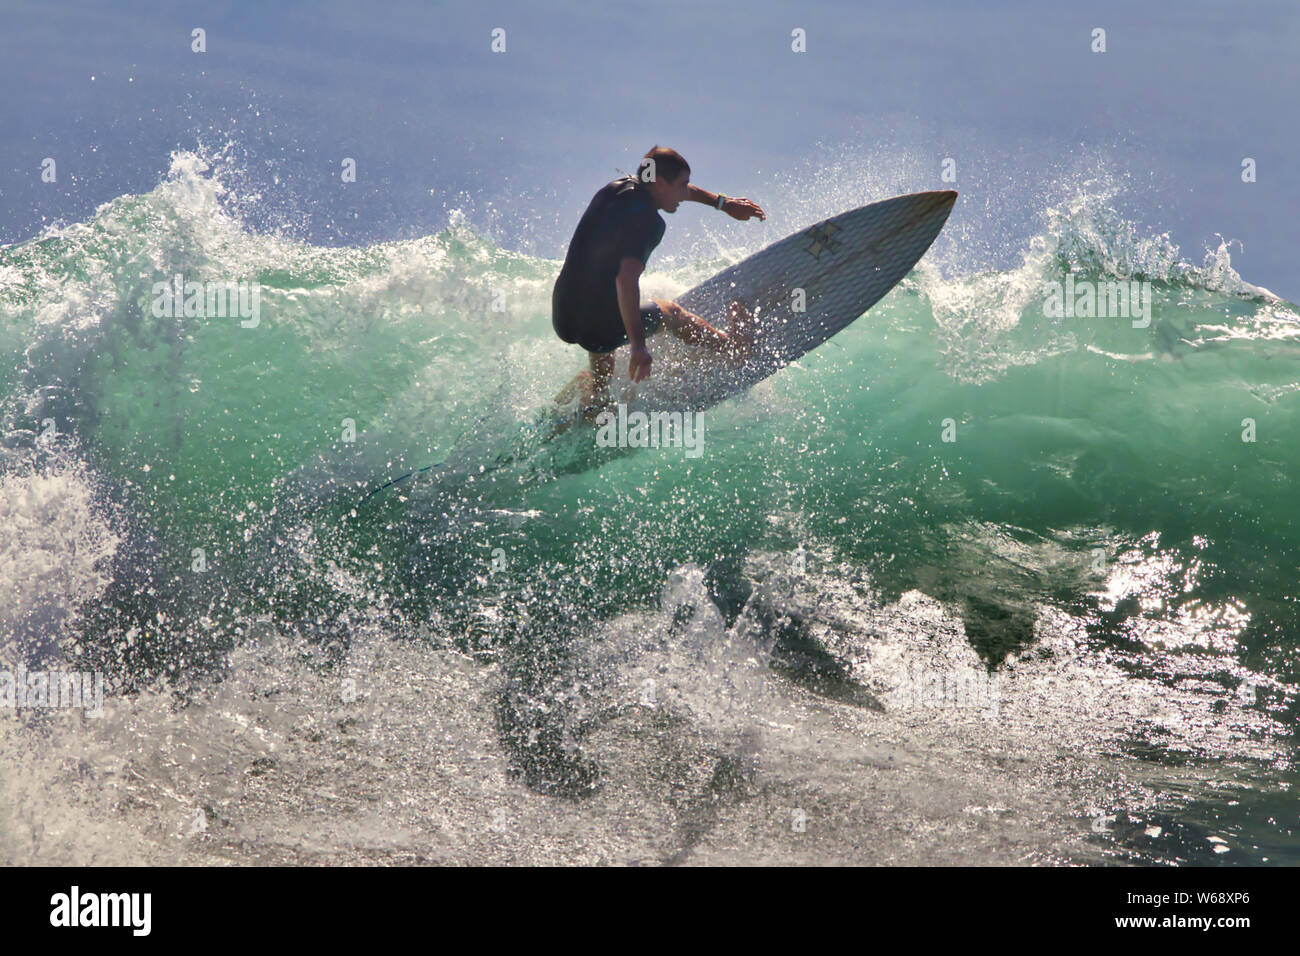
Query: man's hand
722 197 766 222
629 344 652 382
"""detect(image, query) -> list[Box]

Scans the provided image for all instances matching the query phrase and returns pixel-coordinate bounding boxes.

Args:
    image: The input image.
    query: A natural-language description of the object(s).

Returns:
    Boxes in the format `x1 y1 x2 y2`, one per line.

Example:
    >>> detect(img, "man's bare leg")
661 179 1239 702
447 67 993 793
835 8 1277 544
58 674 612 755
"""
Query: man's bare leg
655 298 755 365
581 350 615 423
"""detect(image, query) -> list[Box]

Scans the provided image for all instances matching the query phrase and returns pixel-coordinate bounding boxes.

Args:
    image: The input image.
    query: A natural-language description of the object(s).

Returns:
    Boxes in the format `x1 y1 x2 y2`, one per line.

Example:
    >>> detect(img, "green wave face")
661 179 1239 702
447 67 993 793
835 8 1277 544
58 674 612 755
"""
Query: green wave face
5 156 1296 640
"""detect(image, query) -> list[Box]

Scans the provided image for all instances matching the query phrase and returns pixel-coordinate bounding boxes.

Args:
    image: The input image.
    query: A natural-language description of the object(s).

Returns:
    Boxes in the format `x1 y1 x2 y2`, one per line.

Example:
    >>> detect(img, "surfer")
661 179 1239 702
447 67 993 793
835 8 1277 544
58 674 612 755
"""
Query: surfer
551 146 766 417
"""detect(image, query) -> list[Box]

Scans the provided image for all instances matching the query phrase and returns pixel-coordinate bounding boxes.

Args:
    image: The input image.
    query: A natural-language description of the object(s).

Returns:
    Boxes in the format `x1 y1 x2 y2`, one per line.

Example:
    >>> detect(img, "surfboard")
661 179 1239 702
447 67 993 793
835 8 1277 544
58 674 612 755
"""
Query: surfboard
556 189 958 418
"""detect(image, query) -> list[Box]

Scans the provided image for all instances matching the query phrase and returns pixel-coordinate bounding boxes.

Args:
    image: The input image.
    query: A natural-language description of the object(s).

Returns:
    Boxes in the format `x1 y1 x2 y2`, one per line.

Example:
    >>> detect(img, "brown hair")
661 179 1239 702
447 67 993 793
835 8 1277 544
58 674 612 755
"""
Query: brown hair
638 146 690 184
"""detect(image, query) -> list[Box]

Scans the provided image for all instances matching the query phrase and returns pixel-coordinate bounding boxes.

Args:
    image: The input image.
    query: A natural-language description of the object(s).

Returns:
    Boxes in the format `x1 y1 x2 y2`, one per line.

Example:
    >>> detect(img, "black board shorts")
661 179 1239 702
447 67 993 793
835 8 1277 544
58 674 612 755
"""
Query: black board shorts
552 287 666 354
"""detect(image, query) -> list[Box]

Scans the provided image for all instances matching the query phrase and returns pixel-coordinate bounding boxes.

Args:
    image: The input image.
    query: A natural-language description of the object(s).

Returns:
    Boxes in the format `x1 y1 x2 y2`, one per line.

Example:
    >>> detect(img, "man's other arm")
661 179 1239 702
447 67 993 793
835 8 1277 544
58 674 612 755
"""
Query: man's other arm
616 256 652 381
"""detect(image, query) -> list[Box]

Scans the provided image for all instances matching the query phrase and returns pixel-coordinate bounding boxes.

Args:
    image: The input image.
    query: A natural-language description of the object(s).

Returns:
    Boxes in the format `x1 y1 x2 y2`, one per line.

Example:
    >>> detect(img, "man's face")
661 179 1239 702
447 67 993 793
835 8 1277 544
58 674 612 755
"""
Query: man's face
652 171 691 213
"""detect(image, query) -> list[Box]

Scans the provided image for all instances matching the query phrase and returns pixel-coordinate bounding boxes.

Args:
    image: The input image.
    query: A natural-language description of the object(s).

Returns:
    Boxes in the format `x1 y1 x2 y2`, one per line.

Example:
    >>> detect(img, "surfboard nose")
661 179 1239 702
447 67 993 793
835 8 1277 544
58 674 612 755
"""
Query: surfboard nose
909 190 957 221
916 190 958 212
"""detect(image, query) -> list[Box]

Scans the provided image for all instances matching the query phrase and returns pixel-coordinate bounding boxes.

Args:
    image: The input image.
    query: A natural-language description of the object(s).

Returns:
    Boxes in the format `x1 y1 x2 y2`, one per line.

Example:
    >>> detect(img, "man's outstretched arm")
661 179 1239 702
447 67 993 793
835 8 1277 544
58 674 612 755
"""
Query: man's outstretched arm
686 184 766 221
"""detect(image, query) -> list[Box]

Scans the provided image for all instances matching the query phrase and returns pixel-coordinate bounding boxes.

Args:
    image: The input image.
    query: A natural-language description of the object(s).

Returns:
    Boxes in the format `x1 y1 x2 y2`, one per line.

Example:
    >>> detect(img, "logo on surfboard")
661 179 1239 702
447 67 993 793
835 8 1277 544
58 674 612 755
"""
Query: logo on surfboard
803 221 842 260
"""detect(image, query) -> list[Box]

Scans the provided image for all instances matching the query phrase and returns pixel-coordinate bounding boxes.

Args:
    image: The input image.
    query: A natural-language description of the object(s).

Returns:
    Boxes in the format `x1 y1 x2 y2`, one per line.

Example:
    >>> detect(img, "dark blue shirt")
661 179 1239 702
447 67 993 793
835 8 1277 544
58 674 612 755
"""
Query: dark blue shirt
553 176 666 330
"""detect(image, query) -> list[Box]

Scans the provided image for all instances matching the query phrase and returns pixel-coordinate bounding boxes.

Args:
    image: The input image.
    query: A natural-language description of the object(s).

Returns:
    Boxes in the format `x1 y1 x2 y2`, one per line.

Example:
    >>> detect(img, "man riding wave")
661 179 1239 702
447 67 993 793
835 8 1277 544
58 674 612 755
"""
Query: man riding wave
552 146 766 417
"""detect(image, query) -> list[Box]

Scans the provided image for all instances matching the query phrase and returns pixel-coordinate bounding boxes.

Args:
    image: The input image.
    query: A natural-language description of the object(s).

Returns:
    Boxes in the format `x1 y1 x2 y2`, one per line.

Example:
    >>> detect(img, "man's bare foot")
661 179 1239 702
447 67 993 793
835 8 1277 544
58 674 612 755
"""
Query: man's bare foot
552 370 613 431
554 369 593 406
580 400 614 425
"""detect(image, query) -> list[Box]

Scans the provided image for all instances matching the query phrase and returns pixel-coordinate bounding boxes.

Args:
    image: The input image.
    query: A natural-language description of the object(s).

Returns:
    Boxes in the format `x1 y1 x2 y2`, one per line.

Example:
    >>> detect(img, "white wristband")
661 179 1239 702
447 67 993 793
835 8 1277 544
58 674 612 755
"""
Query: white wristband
715 193 727 210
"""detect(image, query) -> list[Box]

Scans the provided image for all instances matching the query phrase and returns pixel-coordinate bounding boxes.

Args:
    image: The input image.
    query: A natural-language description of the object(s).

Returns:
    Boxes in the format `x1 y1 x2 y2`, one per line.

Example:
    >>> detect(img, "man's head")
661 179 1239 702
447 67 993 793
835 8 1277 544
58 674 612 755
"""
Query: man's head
637 146 690 213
